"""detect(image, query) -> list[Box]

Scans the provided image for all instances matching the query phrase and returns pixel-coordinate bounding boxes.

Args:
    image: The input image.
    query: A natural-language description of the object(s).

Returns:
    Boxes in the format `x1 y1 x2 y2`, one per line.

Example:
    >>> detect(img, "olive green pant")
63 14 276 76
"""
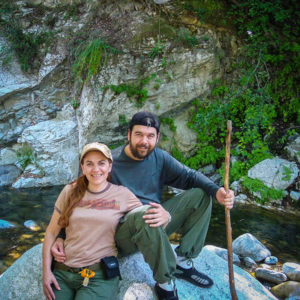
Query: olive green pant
115 188 212 284
53 268 119 300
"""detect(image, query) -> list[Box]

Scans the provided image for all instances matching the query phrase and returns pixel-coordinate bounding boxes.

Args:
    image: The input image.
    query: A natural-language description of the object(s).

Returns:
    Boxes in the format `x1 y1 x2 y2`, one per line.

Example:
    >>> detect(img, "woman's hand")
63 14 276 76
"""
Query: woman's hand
143 202 171 228
43 270 60 300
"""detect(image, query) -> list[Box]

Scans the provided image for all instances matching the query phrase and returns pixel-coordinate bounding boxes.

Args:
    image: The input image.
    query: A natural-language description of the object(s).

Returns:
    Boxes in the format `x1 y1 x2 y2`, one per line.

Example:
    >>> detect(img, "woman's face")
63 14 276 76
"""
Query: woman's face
81 151 112 190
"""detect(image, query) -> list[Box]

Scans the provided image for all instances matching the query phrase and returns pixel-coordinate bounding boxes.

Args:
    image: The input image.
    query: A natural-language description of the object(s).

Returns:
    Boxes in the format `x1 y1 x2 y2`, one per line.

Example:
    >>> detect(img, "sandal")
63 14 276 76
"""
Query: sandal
174 265 213 288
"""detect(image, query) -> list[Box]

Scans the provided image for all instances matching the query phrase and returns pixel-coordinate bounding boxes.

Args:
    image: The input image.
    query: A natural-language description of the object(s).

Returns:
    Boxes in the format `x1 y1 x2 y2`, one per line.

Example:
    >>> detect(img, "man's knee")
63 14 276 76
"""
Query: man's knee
182 188 211 208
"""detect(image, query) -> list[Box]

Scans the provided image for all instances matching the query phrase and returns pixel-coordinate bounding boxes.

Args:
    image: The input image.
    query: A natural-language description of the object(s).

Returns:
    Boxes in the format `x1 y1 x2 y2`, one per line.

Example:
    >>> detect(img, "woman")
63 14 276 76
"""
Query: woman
42 142 142 300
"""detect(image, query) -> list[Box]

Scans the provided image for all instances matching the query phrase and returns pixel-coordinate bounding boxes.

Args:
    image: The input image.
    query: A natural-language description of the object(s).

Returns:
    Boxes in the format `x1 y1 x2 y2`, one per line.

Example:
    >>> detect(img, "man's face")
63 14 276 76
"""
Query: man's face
128 125 159 159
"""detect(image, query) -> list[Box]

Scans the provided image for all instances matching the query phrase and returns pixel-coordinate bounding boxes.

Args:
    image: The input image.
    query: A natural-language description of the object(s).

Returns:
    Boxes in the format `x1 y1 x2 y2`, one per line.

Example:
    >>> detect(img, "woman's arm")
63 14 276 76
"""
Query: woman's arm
42 210 62 300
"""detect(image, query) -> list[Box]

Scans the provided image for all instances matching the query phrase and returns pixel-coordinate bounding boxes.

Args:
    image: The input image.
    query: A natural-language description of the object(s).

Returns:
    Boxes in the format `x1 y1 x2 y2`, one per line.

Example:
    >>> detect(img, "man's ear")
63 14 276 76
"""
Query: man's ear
127 129 131 141
156 132 160 143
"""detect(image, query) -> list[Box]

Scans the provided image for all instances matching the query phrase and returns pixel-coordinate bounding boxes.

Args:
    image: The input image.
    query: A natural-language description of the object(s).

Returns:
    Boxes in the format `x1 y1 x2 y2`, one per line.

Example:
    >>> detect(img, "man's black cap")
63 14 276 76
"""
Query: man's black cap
129 111 160 133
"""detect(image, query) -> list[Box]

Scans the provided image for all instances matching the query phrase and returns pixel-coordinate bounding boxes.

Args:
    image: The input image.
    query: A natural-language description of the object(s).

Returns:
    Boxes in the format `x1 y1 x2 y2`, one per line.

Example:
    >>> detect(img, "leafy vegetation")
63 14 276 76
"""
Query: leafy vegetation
241 177 285 204
0 2 54 72
174 0 299 204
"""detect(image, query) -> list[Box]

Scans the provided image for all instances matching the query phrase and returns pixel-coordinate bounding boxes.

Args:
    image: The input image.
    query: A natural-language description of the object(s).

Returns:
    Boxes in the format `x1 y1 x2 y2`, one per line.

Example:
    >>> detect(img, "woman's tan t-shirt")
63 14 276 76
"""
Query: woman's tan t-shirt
54 183 142 268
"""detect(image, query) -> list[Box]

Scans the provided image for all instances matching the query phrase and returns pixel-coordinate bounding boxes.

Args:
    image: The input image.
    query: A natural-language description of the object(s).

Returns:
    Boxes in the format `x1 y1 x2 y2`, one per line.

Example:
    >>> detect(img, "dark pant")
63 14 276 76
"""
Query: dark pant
115 188 212 284
53 268 119 300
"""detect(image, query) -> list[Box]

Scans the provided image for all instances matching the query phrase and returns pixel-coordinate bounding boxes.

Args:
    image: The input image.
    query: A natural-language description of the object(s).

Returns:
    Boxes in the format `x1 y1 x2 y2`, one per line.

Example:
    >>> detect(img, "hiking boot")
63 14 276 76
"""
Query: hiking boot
155 283 179 300
174 264 213 288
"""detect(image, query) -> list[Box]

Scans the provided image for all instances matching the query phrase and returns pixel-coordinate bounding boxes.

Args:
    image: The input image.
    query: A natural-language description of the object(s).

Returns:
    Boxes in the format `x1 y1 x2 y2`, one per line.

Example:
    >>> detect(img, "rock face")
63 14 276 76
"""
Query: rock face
0 243 277 300
248 157 299 190
0 0 240 188
232 233 271 262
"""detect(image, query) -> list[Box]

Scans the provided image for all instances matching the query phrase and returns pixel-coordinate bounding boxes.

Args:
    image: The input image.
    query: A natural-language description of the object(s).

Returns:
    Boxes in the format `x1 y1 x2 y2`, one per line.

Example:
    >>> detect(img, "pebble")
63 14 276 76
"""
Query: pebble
265 256 278 265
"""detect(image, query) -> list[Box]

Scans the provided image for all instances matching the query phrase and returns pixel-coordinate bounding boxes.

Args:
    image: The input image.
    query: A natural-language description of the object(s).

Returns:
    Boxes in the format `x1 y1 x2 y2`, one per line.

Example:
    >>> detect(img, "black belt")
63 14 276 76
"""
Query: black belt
53 261 102 273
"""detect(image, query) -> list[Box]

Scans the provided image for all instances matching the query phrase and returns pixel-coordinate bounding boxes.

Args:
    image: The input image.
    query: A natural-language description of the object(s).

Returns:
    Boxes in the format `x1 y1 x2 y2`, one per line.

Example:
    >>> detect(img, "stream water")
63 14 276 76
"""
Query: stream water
0 186 300 274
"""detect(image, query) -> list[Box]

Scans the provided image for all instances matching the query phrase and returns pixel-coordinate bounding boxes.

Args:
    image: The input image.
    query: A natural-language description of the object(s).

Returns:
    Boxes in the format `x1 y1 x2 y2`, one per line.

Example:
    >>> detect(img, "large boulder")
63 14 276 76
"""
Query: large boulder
0 243 277 300
12 116 79 188
233 233 271 262
248 157 299 190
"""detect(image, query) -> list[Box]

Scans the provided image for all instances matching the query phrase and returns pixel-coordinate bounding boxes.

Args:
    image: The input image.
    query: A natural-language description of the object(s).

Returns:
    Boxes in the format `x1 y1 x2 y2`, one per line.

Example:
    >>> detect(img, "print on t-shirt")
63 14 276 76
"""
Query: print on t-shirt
77 198 120 210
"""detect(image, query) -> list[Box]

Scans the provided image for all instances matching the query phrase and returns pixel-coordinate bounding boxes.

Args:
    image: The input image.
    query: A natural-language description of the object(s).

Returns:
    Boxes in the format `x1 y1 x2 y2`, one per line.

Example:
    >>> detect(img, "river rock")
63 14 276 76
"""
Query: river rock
283 262 300 281
271 281 300 299
255 268 288 284
233 233 271 262
0 244 278 300
0 165 22 187
0 220 15 229
248 157 299 190
24 220 41 231
265 256 278 265
241 257 257 269
205 245 241 266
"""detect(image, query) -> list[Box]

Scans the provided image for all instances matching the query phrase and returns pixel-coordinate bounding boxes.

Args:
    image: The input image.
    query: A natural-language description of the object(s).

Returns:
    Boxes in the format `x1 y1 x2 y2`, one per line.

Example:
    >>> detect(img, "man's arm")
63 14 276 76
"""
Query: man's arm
161 149 220 198
50 229 66 263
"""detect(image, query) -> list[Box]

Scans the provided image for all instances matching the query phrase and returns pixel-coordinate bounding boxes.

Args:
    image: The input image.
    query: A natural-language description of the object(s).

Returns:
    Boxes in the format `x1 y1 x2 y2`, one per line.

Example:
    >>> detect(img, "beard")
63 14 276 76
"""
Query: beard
129 141 155 159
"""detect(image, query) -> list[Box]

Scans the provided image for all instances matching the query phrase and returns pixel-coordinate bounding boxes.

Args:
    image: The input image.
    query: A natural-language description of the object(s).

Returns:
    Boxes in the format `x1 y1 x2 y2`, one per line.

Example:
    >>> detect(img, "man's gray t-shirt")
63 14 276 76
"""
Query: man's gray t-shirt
111 146 219 205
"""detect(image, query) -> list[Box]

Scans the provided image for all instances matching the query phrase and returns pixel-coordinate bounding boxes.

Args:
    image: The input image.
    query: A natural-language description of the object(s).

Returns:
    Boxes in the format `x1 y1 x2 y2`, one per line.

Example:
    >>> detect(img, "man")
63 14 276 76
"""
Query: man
52 111 234 300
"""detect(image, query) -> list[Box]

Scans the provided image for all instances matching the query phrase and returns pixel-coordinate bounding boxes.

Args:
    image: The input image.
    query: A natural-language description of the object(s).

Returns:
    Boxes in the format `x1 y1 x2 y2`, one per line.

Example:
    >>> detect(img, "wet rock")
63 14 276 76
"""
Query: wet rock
283 262 300 281
248 157 298 190
255 268 288 284
24 220 41 231
233 233 271 262
271 281 300 299
265 256 278 265
0 220 15 229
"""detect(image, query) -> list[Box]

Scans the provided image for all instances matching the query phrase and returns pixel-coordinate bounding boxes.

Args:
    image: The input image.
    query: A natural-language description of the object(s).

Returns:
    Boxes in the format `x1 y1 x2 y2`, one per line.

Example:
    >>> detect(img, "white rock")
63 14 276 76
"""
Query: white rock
248 157 298 190
283 262 300 282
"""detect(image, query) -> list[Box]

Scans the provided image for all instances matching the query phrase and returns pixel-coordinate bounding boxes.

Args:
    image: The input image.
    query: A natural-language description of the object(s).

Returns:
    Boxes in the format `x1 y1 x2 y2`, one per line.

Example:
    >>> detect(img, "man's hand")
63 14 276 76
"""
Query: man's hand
143 202 171 228
43 270 60 300
216 187 234 209
51 238 66 263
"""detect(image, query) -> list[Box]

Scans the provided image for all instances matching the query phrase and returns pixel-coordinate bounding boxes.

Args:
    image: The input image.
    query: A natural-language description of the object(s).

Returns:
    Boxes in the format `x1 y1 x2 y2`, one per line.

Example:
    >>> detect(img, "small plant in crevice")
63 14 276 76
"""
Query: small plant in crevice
72 38 121 83
16 144 38 170
118 114 127 126
160 117 176 132
70 99 79 109
102 74 157 107
149 42 165 59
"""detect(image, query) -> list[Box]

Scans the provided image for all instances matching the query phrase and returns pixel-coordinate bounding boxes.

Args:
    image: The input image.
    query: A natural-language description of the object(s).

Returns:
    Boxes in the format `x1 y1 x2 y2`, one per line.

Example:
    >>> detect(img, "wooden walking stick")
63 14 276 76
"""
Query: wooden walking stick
224 120 238 300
